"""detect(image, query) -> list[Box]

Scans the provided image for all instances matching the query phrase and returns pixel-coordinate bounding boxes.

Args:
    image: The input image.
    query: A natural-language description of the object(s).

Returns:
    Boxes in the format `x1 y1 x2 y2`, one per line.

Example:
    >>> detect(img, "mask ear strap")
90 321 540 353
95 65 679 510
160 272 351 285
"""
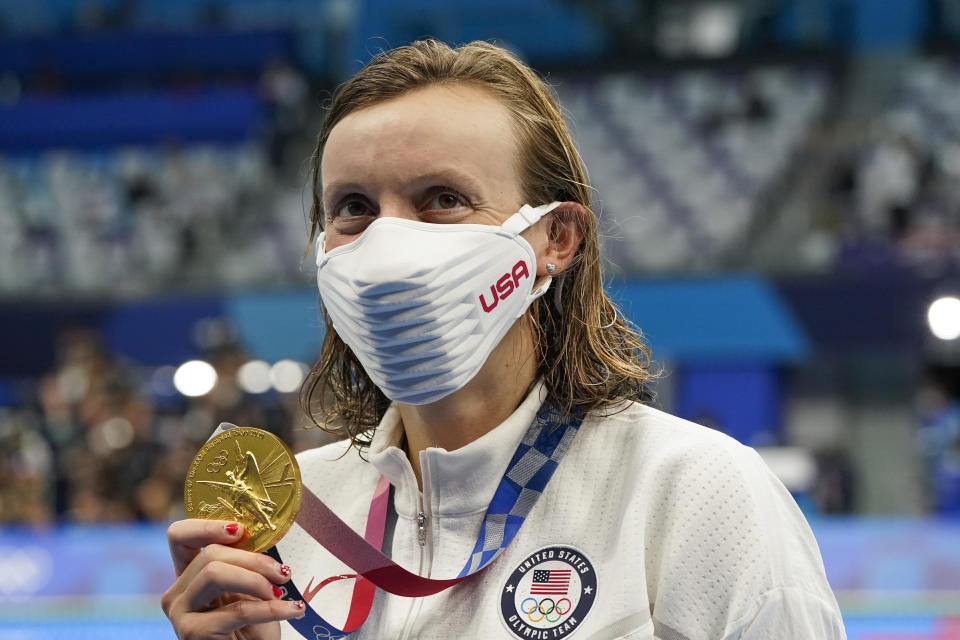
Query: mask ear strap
530 275 552 300
315 232 326 266
501 201 562 235
515 275 552 319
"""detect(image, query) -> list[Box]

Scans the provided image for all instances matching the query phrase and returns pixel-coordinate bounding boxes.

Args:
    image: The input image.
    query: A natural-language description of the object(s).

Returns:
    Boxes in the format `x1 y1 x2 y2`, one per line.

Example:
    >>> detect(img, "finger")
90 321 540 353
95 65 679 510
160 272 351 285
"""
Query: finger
178 543 292 589
167 519 244 576
185 597 306 636
182 560 280 612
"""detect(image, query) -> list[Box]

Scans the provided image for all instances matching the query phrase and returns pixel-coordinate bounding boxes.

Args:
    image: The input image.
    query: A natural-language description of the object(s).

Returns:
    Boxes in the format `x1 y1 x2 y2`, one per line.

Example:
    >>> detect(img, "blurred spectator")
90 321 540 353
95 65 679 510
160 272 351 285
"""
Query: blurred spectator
856 134 920 237
833 57 960 271
813 450 855 514
0 408 54 524
0 325 329 526
917 376 960 514
260 58 308 171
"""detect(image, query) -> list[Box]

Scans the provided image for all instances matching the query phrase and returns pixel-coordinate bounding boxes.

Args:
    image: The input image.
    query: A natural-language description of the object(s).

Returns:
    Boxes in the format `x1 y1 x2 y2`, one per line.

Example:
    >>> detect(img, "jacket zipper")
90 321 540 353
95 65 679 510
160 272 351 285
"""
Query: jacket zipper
398 458 433 640
417 510 426 547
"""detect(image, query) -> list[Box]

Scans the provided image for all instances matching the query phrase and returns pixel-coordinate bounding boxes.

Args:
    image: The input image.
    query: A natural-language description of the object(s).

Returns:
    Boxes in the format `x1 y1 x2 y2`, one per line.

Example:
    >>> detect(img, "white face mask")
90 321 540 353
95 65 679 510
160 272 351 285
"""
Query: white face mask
315 202 561 405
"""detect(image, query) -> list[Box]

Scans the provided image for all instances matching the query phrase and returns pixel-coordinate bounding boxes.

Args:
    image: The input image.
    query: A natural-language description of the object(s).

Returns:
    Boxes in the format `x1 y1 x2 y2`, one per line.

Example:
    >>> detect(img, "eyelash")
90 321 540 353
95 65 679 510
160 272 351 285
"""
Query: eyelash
329 188 469 219
334 197 373 219
423 187 469 211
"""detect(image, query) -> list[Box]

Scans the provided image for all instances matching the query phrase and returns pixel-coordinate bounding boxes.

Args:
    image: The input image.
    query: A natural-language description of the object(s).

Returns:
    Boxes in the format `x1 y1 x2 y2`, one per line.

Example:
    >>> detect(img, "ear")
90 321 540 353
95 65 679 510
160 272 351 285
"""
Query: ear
534 202 587 276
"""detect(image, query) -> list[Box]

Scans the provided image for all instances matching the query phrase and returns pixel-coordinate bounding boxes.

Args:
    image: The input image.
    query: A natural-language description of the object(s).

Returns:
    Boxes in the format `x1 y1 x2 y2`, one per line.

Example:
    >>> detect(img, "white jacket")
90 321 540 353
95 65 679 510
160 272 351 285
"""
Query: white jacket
277 381 846 639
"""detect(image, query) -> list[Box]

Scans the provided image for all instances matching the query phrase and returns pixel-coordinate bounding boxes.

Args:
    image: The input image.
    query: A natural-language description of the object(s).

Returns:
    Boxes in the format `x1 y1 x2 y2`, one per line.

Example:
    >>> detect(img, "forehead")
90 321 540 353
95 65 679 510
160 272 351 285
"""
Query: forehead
321 83 521 197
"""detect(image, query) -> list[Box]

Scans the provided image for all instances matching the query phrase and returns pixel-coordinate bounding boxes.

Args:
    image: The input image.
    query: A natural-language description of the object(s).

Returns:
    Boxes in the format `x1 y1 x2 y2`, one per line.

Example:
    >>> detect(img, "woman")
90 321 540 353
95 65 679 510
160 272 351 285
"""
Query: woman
163 40 846 639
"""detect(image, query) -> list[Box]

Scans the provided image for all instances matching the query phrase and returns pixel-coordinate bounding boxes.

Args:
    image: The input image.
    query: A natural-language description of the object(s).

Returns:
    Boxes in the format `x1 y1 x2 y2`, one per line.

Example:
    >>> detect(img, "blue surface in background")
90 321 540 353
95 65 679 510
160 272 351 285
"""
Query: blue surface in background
675 364 782 445
0 29 293 77
3 617 953 640
609 277 811 364
0 89 262 150
3 519 957 597
224 290 325 363
1 519 958 639
101 295 225 367
0 524 173 597
346 0 605 73
1 620 174 640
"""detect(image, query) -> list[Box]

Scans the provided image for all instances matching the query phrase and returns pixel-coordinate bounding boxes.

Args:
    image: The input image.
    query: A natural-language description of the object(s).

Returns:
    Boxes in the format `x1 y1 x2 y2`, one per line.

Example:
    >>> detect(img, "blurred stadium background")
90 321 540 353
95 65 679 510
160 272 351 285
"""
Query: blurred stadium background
1 0 959 638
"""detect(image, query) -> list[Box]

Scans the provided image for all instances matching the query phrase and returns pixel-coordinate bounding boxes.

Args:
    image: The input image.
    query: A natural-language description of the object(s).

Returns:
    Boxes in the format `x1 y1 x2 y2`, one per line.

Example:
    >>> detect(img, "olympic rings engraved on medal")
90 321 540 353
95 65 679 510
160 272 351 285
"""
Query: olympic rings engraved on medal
205 449 230 473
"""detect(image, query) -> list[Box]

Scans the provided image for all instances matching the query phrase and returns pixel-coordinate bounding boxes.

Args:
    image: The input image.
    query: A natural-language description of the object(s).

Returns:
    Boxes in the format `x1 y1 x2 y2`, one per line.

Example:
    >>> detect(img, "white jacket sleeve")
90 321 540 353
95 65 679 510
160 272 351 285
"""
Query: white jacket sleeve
724 587 847 639
642 428 846 640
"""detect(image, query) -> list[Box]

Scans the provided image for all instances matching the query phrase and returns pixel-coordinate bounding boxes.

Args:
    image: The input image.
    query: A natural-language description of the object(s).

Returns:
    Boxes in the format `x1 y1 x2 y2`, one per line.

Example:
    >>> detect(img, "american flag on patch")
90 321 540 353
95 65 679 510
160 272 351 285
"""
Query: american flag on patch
530 569 571 595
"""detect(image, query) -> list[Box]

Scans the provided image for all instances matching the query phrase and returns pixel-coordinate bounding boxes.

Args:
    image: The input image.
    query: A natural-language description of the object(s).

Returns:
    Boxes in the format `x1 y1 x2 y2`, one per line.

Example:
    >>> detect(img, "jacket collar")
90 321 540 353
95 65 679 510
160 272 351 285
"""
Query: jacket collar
368 380 548 518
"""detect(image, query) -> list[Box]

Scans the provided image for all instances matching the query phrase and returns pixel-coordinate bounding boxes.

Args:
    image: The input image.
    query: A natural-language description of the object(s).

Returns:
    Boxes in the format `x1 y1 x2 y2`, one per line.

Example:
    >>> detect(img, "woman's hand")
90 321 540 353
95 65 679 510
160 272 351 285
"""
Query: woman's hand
162 519 305 640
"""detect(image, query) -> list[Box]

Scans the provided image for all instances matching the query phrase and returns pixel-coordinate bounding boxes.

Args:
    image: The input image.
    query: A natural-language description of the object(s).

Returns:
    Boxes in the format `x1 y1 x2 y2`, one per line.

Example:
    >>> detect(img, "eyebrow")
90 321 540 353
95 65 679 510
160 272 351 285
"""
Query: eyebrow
322 167 487 208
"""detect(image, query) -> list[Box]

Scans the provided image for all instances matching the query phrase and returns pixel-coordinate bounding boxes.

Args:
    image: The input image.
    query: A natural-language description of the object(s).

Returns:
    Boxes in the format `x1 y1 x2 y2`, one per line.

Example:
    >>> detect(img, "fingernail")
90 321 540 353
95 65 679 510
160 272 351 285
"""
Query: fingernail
279 565 291 578
225 523 239 536
272 585 283 598
292 600 305 616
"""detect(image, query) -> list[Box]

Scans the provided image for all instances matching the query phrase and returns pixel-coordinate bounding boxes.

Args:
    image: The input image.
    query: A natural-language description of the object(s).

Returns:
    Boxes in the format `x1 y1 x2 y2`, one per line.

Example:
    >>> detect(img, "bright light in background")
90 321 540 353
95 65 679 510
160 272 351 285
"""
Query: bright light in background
690 3 740 57
270 359 306 393
102 417 135 449
928 296 960 340
237 360 272 394
173 360 218 397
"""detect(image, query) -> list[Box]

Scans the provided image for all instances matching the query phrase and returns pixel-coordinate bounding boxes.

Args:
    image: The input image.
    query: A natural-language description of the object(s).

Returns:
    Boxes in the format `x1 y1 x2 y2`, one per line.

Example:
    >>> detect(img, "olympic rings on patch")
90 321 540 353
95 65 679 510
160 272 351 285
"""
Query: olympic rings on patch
521 595 572 624
538 598 555 614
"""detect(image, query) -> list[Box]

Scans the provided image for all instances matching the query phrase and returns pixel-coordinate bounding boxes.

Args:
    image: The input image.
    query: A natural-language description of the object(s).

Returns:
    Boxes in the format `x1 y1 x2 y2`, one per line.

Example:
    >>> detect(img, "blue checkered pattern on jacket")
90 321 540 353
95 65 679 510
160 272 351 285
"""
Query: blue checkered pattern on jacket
457 403 583 577
274 400 584 640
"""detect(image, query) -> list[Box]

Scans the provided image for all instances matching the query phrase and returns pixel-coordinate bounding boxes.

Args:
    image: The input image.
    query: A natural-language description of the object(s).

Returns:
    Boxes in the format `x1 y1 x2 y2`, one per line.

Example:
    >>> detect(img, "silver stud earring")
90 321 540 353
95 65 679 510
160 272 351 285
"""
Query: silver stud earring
545 263 557 275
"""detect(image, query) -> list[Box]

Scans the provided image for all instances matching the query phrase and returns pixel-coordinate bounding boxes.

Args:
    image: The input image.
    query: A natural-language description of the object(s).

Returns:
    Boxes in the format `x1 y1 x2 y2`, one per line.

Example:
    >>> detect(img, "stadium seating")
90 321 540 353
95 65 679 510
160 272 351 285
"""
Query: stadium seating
0 62 834 294
0 144 313 295
847 57 960 269
559 65 829 272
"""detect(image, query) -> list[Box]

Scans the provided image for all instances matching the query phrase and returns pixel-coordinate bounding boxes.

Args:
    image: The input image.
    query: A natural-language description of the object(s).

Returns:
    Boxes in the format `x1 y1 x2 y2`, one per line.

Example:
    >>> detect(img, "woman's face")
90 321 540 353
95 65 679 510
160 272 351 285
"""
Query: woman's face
320 83 534 252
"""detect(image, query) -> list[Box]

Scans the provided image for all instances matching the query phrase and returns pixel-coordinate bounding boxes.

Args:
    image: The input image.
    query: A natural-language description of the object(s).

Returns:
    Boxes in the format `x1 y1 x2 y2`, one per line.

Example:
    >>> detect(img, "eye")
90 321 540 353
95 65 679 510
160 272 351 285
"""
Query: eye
333 196 374 218
424 189 467 212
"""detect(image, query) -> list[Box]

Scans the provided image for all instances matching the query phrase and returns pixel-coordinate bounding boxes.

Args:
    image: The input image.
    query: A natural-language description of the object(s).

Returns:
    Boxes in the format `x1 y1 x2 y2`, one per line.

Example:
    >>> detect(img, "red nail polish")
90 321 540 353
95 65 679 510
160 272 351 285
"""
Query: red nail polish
294 600 304 610
225 523 239 536
279 565 291 578
272 585 283 598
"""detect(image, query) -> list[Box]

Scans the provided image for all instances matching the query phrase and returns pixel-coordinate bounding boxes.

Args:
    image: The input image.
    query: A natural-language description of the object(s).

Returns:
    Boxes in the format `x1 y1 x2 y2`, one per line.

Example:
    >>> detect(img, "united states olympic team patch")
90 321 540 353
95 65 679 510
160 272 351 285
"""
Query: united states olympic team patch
499 545 597 639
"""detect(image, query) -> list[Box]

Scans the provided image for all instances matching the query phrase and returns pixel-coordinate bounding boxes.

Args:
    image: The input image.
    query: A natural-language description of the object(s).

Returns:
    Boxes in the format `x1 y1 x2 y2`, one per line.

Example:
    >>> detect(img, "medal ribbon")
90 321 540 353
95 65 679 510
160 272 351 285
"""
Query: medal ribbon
271 401 583 639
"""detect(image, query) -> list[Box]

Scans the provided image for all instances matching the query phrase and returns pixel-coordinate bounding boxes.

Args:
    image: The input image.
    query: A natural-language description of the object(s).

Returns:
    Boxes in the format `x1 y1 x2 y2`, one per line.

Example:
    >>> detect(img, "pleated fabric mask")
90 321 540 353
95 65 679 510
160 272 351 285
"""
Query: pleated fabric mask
315 202 561 405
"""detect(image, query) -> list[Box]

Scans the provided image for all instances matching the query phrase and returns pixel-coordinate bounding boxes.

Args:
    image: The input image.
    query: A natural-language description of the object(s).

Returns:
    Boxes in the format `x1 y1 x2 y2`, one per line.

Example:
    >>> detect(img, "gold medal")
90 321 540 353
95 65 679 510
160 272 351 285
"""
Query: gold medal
184 427 302 552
